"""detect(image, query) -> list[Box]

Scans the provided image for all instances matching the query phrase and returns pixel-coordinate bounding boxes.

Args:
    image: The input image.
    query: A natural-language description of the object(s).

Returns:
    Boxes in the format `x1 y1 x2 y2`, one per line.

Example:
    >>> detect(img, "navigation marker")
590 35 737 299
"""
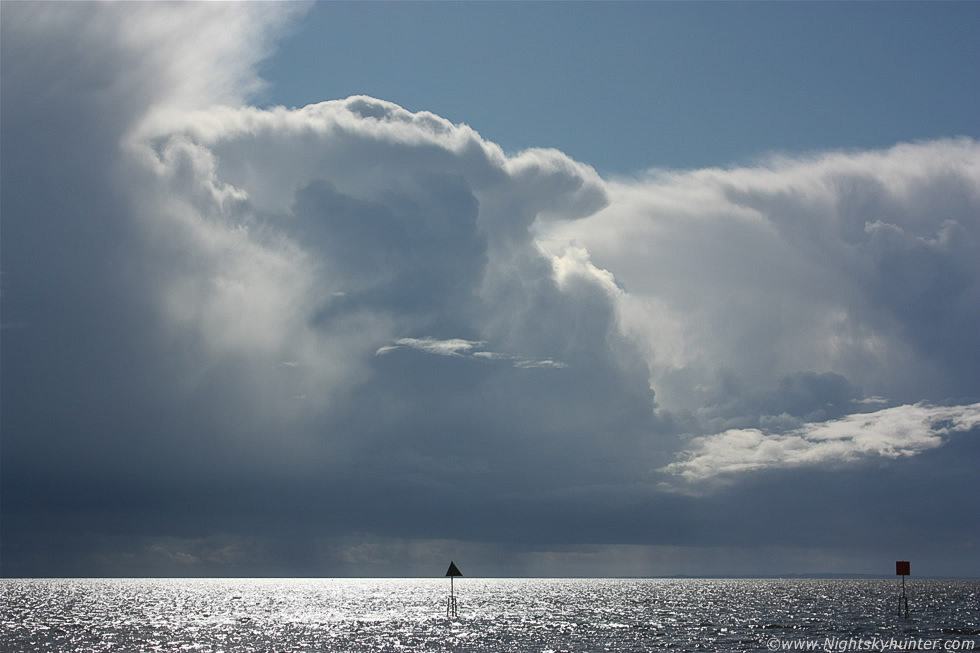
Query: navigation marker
446 561 462 618
896 561 910 618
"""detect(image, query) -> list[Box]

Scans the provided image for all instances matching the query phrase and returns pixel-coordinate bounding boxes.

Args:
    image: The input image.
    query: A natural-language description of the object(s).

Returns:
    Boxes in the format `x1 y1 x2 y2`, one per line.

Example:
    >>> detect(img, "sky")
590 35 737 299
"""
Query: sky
1 1 978 579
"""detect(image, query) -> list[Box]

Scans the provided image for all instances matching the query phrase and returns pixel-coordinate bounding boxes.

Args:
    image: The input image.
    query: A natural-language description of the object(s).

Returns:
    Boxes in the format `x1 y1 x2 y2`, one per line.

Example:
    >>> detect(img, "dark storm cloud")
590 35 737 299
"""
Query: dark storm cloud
0 3 644 576
3 3 979 578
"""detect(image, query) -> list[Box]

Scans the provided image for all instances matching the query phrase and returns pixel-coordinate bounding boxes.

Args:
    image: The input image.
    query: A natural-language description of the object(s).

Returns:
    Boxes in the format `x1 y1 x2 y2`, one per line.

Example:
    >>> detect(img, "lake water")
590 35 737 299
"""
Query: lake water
2 578 978 651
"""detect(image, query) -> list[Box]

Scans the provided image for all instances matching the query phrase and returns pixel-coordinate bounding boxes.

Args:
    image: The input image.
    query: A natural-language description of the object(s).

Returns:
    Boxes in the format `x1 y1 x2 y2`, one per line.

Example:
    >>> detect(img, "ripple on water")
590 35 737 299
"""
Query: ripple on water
2 578 978 652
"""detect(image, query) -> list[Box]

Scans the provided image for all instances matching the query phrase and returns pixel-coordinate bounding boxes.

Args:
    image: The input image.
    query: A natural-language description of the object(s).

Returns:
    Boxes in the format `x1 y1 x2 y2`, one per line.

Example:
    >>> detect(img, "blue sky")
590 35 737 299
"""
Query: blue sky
2 2 979 578
260 2 979 174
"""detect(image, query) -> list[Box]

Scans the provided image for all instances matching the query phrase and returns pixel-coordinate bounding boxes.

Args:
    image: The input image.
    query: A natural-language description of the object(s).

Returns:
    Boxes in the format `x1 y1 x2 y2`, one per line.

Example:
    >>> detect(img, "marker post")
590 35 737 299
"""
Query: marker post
446 561 462 618
896 561 910 618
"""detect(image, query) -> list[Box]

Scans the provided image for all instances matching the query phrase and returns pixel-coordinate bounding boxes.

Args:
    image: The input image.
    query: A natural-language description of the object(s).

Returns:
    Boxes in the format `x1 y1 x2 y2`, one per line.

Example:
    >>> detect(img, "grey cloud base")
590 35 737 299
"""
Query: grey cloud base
2 3 978 578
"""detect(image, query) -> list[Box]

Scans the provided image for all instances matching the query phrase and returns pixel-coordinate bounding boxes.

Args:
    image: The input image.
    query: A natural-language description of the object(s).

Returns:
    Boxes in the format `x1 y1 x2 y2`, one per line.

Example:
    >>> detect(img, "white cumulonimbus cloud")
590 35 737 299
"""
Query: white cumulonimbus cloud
539 138 980 428
5 1 980 576
123 88 980 478
7 1 980 485
123 95 609 430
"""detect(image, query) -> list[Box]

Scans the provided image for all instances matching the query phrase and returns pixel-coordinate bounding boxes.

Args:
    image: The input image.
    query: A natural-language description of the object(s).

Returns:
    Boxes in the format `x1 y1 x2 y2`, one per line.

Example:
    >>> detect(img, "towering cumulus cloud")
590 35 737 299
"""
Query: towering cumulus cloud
539 139 980 489
2 3 978 576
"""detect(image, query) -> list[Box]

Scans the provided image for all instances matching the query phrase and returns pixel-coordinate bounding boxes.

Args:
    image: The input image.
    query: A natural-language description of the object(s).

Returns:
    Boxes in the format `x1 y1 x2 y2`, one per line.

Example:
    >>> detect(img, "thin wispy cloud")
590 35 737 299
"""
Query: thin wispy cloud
377 337 568 369
376 338 486 357
661 402 980 485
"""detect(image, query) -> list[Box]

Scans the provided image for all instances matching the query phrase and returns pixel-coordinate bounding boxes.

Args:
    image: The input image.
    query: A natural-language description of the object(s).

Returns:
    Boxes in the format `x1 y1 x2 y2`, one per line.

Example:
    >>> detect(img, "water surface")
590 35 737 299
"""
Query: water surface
2 578 978 651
